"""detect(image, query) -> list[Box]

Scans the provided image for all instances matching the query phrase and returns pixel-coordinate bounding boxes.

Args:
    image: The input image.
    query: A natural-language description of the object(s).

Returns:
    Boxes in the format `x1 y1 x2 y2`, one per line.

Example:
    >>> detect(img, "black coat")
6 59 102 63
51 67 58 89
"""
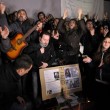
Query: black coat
94 50 110 82
9 19 37 43
0 63 21 109
23 42 55 70
81 30 100 58
88 48 110 83
0 14 12 65
0 38 11 65
0 14 10 31
57 19 86 64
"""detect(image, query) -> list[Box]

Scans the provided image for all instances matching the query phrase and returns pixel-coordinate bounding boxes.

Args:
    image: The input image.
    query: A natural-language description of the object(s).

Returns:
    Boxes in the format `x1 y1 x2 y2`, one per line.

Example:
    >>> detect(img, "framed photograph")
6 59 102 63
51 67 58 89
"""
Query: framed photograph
39 64 82 100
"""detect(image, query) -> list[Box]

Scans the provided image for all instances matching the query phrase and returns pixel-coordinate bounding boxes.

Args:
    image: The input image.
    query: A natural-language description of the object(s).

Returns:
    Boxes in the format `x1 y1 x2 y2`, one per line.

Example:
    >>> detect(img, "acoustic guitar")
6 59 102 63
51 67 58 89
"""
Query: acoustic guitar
7 24 38 60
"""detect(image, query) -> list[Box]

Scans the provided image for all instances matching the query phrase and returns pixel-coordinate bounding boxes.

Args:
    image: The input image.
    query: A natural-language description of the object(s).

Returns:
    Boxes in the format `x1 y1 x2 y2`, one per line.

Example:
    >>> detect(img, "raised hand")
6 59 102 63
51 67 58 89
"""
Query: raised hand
94 15 98 21
83 56 92 63
0 26 9 39
104 12 108 20
36 21 43 31
40 47 45 54
0 2 6 14
17 96 26 107
78 8 83 20
39 62 48 68
63 9 68 19
52 30 59 39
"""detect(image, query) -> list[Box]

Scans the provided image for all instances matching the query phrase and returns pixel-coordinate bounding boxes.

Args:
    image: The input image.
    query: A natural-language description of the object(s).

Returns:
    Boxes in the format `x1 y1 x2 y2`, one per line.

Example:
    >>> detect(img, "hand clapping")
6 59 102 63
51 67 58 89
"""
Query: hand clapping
0 26 9 39
0 2 6 14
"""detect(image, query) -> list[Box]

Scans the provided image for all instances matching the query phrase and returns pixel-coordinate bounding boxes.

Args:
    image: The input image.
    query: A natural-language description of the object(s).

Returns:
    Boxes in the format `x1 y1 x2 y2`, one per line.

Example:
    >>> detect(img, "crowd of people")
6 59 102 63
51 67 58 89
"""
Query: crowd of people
0 2 110 110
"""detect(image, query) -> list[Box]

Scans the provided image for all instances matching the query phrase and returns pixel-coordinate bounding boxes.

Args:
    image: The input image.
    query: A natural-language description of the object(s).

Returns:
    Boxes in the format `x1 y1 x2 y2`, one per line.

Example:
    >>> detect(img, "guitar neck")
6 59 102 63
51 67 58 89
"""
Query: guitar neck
22 24 37 41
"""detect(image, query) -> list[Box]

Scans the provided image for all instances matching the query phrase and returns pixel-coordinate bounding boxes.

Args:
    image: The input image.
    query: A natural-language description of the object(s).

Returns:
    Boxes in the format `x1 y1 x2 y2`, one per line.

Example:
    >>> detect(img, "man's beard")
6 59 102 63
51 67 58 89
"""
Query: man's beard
18 17 26 22
40 42 48 48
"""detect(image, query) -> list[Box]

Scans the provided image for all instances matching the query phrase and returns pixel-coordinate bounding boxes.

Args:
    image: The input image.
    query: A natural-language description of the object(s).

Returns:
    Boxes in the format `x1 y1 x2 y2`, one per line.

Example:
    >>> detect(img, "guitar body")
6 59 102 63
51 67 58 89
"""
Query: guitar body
7 33 28 60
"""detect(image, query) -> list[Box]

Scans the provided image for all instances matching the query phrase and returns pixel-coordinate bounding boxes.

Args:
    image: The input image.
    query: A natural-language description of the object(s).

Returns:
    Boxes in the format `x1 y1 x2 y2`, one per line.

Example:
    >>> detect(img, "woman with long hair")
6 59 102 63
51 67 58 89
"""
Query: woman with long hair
83 36 110 110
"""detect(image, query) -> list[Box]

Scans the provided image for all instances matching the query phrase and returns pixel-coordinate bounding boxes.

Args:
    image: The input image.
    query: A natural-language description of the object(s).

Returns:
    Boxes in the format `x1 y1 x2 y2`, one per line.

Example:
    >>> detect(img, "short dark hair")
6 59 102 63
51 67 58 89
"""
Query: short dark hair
37 11 45 19
39 31 51 38
17 9 28 18
14 54 33 70
86 19 94 25
69 18 78 29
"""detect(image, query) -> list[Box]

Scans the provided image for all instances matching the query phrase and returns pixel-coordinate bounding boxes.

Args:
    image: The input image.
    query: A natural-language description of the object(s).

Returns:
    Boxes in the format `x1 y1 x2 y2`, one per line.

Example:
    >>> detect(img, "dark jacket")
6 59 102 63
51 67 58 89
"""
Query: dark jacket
95 50 110 82
0 14 10 30
88 48 110 83
57 19 86 64
0 13 38 43
10 19 37 43
0 14 12 65
0 38 11 65
0 63 21 110
23 42 55 70
81 30 100 58
50 35 66 59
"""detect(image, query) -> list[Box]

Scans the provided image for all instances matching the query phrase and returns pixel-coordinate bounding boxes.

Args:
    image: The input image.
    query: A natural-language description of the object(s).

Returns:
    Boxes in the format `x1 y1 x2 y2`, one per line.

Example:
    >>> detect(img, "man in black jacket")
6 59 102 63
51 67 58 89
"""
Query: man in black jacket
0 54 33 110
23 31 55 109
0 3 37 43
24 31 55 69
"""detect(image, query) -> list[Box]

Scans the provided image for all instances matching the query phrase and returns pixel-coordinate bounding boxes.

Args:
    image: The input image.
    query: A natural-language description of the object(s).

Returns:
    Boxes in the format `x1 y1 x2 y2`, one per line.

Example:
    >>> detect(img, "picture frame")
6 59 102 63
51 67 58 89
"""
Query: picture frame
39 64 82 100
